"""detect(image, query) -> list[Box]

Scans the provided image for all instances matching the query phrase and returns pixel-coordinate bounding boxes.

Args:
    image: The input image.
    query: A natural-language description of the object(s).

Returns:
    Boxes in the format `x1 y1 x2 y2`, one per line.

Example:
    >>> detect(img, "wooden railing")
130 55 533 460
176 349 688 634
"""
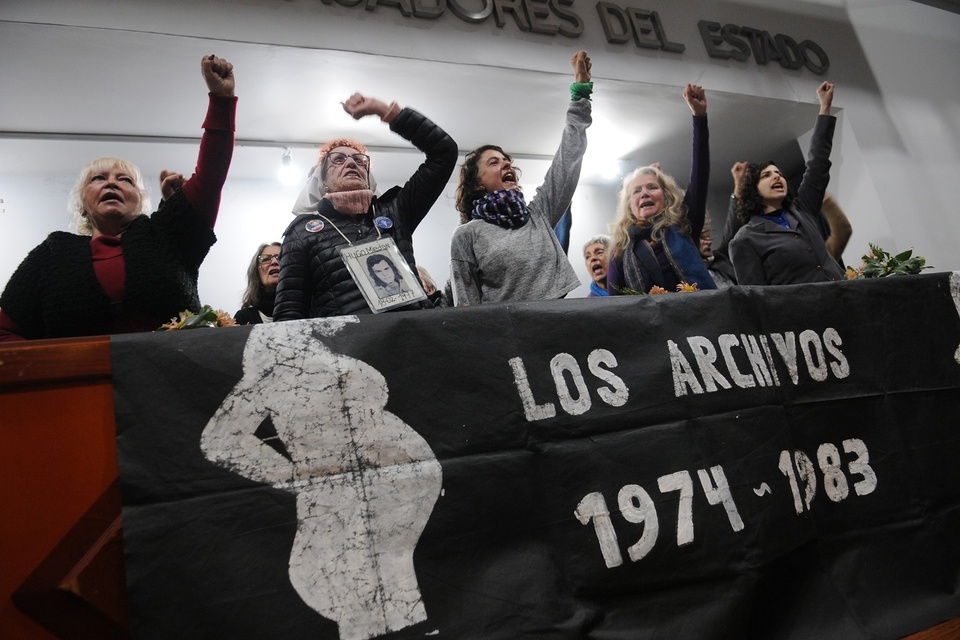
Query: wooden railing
0 337 127 640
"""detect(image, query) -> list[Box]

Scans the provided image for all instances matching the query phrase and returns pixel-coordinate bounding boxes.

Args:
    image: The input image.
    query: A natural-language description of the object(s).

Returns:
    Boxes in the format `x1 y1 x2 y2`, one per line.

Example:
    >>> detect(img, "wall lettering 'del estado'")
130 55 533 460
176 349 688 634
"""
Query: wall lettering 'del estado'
319 0 830 74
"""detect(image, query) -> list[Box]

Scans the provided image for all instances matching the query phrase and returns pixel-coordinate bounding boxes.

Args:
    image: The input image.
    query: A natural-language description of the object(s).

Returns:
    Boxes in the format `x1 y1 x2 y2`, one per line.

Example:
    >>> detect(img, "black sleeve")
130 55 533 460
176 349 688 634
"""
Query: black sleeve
233 307 259 325
793 115 836 220
387 108 459 232
273 219 312 321
0 242 48 339
710 196 743 282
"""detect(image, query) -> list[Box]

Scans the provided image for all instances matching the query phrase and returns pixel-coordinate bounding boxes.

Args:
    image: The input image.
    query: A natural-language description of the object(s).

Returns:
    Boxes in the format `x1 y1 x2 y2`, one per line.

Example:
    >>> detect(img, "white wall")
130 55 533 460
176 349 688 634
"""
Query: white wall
841 1 960 269
1 0 958 314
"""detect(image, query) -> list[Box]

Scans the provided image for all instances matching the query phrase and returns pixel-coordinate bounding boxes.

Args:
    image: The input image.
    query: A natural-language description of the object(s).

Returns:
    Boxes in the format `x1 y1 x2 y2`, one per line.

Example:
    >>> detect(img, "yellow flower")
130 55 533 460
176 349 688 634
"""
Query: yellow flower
157 306 237 331
159 310 193 330
216 310 238 327
676 281 700 292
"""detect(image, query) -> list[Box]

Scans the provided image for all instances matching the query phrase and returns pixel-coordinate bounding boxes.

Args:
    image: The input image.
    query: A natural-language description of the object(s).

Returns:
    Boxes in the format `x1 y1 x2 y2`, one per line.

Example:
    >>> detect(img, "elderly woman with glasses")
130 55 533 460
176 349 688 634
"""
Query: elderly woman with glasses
233 242 281 325
274 93 458 319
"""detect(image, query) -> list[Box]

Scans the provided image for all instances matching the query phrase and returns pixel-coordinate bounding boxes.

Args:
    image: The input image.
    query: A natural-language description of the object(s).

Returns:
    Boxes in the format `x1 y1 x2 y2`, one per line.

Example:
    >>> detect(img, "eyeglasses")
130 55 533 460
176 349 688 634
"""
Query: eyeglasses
325 152 370 168
257 254 280 265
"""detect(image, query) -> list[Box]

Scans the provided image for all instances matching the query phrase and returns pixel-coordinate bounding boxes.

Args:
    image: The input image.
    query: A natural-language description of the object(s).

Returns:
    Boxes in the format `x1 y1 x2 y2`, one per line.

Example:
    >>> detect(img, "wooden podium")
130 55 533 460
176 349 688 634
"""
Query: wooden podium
0 337 128 640
1 335 957 640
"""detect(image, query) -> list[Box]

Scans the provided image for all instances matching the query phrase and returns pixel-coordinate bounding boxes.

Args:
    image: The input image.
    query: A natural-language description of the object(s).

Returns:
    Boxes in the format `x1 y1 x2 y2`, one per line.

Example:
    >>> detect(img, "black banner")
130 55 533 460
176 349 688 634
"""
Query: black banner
112 274 960 639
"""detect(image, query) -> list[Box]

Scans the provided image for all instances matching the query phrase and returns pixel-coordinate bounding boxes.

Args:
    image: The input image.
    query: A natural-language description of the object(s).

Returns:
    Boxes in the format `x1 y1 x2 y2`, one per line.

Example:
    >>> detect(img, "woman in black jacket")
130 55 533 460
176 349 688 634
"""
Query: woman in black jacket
274 93 457 319
729 81 845 286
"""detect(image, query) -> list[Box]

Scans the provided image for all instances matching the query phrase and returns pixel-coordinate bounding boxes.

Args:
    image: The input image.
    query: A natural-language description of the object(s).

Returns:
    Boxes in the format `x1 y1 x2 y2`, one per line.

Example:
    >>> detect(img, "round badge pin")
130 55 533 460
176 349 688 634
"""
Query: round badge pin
305 219 325 233
374 216 393 230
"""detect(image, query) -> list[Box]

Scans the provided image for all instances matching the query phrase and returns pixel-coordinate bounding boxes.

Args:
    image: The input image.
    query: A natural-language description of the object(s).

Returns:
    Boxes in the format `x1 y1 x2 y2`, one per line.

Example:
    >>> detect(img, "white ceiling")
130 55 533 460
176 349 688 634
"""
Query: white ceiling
0 19 820 187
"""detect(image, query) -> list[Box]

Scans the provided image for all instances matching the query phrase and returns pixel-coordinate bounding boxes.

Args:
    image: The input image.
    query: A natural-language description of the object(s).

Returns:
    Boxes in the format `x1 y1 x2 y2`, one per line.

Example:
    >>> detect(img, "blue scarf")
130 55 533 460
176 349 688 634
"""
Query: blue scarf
470 189 529 229
590 282 610 297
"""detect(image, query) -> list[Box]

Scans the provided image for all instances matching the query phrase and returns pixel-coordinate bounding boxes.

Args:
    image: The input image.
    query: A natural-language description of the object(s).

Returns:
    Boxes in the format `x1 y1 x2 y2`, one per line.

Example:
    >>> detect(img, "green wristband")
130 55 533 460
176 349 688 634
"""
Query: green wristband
571 81 594 102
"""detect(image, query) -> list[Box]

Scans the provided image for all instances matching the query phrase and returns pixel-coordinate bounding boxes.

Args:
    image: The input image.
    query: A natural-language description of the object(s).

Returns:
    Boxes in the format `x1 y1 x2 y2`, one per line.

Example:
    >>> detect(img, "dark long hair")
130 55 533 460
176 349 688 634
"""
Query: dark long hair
366 254 402 287
455 144 512 224
736 161 796 224
240 242 281 308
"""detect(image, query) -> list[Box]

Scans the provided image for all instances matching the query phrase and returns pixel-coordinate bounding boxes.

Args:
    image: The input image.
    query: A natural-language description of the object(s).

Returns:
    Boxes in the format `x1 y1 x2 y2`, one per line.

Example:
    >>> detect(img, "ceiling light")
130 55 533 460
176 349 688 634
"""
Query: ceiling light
277 147 302 187
583 155 623 181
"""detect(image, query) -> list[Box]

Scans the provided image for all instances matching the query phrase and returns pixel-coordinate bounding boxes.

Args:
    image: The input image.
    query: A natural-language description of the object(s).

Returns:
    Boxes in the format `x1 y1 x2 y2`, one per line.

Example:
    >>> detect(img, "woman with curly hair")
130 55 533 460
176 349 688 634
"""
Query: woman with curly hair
728 81 844 286
448 51 592 306
606 84 715 295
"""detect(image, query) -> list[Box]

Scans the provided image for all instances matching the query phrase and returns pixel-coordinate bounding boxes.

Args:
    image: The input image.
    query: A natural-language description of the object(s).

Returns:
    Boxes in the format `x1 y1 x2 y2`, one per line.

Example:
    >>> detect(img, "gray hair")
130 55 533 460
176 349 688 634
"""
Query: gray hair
582 234 611 254
241 242 282 308
68 157 151 235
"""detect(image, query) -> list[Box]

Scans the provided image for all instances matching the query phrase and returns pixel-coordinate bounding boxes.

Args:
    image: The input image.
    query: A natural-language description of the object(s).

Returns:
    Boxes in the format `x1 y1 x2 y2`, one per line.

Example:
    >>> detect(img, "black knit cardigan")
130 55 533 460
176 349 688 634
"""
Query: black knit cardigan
0 190 215 339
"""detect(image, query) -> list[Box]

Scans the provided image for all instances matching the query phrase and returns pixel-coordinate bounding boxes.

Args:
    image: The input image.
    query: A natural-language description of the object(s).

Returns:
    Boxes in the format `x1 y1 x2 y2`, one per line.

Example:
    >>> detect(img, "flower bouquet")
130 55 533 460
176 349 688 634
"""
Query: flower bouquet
846 243 931 279
614 282 700 295
158 305 237 331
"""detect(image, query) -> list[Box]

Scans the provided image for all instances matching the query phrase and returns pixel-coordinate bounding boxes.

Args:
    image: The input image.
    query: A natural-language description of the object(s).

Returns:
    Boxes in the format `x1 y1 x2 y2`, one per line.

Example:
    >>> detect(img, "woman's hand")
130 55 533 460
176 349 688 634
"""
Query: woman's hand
342 93 390 120
159 171 184 200
570 50 591 83
730 161 748 198
817 81 835 115
201 55 235 97
683 83 707 117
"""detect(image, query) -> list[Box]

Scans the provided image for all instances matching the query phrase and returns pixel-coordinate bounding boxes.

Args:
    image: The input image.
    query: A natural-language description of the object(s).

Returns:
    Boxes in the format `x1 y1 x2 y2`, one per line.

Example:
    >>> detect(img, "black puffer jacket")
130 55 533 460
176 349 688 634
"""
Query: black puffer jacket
274 108 457 319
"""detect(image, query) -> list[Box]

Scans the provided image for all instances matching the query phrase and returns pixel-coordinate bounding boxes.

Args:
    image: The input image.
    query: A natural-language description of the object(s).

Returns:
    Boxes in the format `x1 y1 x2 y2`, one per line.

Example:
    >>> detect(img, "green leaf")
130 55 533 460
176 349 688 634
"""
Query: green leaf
893 249 913 262
853 242 930 278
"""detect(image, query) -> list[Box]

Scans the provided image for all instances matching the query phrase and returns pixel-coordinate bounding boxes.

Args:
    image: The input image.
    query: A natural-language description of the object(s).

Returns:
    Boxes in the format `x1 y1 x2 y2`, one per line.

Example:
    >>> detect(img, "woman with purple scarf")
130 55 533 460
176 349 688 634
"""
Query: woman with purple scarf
448 51 592 306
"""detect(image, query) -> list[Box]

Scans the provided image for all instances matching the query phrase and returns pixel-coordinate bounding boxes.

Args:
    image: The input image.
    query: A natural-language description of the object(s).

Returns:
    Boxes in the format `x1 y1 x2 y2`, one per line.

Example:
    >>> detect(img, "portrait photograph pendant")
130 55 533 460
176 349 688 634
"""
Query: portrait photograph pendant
339 236 427 313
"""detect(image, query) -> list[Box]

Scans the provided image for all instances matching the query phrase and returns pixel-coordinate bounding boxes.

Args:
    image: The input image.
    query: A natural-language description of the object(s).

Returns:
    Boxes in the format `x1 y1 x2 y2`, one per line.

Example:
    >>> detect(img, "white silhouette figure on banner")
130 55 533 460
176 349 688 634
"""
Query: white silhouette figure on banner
200 317 442 640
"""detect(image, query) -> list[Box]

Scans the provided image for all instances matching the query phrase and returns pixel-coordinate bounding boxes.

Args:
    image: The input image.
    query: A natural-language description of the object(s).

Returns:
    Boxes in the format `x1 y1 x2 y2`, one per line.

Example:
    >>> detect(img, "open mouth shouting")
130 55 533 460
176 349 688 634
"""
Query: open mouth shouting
637 197 659 218
758 165 787 204
91 186 137 217
261 261 281 286
81 167 144 236
502 168 518 188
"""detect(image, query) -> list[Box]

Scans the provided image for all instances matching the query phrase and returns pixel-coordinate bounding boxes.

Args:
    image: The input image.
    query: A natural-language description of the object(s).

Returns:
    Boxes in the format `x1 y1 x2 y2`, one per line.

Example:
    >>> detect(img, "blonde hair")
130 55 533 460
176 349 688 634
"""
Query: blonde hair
609 166 689 259
68 157 151 235
416 265 437 293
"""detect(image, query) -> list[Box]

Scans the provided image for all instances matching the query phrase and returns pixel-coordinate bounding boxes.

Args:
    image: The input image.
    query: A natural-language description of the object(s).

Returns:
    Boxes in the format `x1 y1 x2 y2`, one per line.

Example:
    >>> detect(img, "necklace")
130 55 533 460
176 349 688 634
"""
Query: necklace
315 213 383 246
